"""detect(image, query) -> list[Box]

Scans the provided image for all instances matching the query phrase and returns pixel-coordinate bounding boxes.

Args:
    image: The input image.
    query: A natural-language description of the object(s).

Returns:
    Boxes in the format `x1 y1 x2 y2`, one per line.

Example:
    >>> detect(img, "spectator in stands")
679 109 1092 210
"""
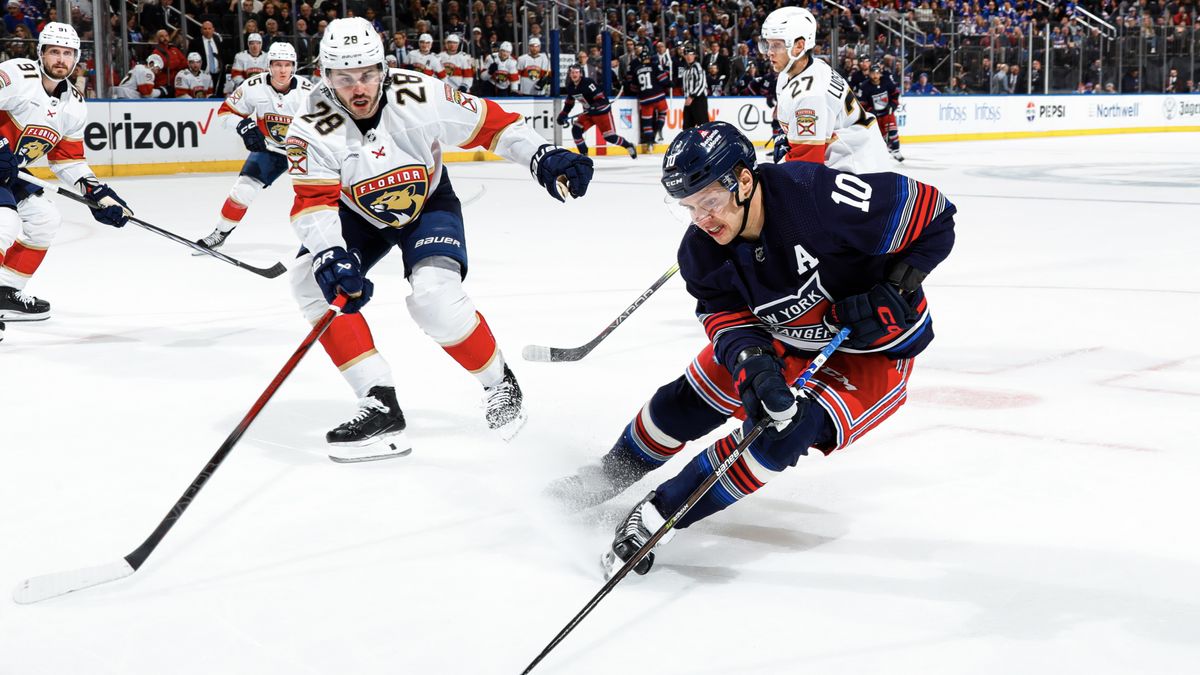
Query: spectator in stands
295 18 316 65
908 72 940 94
1030 59 1045 93
189 20 228 96
1120 67 1139 92
152 28 187 97
946 74 969 94
298 2 316 33
1007 63 1023 94
702 40 728 81
991 61 1011 93
390 31 410 67
1166 67 1189 92
729 42 751 83
4 0 35 36
2 23 34 59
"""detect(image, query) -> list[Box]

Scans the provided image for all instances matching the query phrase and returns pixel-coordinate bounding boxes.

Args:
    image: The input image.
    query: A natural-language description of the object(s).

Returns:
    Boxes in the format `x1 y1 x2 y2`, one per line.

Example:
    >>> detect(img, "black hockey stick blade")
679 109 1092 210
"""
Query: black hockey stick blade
519 327 851 673
12 297 347 604
18 170 287 279
522 263 680 363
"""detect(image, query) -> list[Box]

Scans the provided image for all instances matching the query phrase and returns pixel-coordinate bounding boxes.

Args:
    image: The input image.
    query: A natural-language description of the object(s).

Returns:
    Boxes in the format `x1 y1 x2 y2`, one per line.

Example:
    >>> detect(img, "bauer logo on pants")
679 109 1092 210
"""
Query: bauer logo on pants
351 165 430 228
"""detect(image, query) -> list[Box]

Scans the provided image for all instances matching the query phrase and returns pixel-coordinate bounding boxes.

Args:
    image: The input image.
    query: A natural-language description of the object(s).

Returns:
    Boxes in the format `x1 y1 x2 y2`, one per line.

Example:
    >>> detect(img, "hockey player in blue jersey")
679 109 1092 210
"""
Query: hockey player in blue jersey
627 50 669 151
548 122 956 575
557 64 637 159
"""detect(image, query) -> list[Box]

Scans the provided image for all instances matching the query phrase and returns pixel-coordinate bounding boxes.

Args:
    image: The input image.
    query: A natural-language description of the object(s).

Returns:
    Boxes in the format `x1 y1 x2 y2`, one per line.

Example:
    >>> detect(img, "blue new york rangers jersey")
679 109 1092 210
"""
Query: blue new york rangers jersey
679 161 956 372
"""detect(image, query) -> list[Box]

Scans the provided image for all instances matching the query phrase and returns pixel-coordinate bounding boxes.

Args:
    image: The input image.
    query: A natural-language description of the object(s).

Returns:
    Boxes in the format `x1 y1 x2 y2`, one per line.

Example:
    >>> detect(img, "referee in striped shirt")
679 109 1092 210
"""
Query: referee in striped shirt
681 45 708 129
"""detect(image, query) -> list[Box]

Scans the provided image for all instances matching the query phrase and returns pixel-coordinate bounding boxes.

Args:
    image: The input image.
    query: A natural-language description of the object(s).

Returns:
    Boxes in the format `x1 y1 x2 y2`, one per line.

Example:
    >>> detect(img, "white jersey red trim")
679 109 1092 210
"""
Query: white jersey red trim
231 50 269 85
0 58 95 185
217 73 315 154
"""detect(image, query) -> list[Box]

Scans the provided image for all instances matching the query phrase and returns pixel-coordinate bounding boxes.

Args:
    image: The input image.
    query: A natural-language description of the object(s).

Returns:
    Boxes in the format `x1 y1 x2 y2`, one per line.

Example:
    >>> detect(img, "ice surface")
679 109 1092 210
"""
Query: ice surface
2 133 1198 674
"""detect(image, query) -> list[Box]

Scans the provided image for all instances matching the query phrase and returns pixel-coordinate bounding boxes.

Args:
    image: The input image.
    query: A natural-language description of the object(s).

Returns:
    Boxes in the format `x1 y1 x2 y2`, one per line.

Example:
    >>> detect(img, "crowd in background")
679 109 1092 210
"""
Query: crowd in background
0 0 1197 97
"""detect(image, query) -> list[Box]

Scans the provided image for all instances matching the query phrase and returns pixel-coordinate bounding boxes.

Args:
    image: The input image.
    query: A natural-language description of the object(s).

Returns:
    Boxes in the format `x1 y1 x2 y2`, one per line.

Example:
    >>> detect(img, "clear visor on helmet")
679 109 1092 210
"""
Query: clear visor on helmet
664 179 737 225
758 38 791 55
326 65 384 88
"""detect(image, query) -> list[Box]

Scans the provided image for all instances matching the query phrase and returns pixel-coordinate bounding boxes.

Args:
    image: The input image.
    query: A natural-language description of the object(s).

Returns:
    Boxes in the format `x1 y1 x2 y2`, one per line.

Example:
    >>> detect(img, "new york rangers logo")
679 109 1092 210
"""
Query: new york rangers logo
263 113 292 143
351 165 429 228
16 125 61 162
620 108 633 129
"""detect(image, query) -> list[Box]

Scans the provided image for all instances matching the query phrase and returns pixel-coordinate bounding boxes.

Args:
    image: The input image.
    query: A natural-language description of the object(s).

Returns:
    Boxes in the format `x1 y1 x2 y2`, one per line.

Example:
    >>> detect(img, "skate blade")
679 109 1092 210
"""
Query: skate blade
0 312 50 322
328 433 412 463
492 408 529 442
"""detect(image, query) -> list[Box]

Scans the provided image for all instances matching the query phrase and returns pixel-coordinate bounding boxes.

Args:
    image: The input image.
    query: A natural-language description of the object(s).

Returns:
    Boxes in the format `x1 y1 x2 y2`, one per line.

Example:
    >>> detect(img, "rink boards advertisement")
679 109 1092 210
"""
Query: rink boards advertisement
57 93 1200 177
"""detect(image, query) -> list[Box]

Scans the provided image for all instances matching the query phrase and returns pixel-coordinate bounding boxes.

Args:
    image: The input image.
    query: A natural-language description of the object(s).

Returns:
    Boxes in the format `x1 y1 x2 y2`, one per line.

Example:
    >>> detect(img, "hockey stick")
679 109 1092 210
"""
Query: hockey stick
520 327 850 674
18 171 287 279
522 262 680 362
12 296 348 605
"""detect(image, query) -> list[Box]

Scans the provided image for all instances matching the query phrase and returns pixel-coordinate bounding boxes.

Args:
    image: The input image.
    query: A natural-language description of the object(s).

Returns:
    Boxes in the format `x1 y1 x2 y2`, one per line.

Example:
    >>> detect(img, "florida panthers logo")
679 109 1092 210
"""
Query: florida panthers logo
17 125 61 162
263 113 292 143
795 109 817 136
351 165 429 227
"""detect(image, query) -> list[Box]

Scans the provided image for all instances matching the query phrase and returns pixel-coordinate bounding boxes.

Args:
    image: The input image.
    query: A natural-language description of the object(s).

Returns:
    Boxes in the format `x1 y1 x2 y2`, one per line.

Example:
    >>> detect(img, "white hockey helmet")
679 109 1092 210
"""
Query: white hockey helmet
247 32 263 44
267 41 297 63
418 33 433 44
499 41 513 54
445 34 461 44
528 37 541 48
37 22 80 80
187 51 202 62
147 53 165 70
320 18 385 71
760 6 816 70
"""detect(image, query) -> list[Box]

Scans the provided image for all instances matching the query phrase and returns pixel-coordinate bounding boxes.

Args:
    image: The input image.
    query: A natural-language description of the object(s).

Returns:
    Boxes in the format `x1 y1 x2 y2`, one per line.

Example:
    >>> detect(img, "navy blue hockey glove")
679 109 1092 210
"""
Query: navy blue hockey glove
236 117 268 153
0 138 19 187
827 283 918 350
530 144 594 202
77 178 131 227
732 348 802 438
771 133 790 163
312 246 373 314
556 111 570 128
487 62 498 75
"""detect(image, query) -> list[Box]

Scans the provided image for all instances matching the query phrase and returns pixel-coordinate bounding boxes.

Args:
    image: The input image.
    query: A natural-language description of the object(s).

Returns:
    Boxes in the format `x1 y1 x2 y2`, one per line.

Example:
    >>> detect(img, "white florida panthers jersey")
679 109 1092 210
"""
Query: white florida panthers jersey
0 58 95 185
405 50 444 78
231 50 269 85
439 51 474 91
218 73 315 154
516 53 550 95
775 57 890 173
174 69 213 98
285 69 549 255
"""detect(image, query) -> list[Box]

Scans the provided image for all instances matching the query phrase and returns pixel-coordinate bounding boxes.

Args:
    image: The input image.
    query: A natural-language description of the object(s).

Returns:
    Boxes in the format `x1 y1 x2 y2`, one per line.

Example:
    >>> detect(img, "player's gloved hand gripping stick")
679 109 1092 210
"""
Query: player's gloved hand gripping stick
17 169 287 279
12 295 351 604
520 326 851 674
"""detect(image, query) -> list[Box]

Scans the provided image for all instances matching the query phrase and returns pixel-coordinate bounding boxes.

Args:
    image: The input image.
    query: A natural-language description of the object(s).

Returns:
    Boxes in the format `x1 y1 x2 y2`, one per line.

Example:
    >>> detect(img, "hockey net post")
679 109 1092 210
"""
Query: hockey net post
520 327 850 673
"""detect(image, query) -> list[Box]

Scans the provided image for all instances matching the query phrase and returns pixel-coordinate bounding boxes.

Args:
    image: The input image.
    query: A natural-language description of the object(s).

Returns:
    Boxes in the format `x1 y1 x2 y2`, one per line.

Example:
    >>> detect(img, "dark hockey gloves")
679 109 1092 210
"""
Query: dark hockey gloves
0 138 19 186
531 144 594 202
77 178 131 227
556 111 570 128
771 133 790 164
236 117 268 153
312 246 374 314
827 283 918 350
732 347 803 438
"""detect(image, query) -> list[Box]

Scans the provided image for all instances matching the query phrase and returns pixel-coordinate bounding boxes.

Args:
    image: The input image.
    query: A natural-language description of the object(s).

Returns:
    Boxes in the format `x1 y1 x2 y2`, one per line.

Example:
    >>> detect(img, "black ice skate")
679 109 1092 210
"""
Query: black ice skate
484 365 527 441
627 143 638 160
546 450 653 510
326 385 412 463
601 491 674 580
0 286 50 321
193 227 233 255
890 148 905 162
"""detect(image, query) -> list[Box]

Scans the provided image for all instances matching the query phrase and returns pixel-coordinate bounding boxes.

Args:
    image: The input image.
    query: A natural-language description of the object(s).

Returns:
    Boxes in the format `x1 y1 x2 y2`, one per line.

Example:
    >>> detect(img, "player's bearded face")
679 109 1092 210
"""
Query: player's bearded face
40 46 76 80
270 60 294 86
329 66 383 118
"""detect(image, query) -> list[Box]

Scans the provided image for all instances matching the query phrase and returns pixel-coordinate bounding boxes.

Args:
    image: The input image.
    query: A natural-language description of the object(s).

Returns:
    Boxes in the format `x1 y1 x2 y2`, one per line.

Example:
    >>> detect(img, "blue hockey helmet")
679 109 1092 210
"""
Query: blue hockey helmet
661 121 756 200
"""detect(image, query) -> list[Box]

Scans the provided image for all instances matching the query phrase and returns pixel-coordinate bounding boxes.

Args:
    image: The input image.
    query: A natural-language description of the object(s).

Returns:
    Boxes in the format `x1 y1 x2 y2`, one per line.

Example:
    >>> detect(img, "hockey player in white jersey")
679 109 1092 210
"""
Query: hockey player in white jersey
174 52 214 98
516 37 550 96
284 18 593 459
438 34 473 92
759 7 890 173
0 22 131 326
196 42 312 251
481 41 518 95
111 54 167 99
231 33 269 86
405 33 444 78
